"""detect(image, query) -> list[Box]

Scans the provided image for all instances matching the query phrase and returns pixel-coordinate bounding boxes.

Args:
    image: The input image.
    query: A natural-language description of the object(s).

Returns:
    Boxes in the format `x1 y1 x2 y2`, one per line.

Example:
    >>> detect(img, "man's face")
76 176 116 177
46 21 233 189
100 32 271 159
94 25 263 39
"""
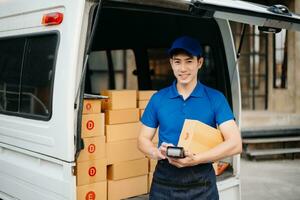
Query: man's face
170 53 203 86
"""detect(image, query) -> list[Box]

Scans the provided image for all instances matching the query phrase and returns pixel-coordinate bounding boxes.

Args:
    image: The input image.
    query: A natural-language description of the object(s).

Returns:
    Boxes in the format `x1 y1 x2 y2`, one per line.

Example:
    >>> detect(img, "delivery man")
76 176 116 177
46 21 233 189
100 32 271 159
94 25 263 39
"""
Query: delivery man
138 36 242 199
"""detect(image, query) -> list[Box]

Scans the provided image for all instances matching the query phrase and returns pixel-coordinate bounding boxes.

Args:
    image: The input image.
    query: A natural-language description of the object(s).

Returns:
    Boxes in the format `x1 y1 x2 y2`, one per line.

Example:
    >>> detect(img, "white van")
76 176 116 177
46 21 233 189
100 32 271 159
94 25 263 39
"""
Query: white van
1 0 300 200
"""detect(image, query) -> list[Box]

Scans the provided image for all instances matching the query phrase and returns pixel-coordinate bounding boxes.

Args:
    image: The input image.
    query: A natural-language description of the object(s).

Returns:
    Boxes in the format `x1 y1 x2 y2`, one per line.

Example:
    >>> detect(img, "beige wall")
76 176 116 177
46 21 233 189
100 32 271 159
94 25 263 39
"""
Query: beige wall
241 0 300 129
267 0 300 114
268 31 296 113
295 1 300 113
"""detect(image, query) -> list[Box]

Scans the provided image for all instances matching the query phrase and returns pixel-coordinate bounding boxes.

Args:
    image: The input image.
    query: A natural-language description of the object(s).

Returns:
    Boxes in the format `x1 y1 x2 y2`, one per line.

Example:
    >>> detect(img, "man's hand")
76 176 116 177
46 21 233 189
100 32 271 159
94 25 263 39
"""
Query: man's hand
151 147 166 160
158 142 174 158
167 150 197 168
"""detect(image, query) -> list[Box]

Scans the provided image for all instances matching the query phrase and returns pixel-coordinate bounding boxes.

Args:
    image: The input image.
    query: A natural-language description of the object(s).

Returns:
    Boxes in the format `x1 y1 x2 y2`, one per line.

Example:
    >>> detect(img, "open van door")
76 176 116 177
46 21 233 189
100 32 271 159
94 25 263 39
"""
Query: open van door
191 0 300 31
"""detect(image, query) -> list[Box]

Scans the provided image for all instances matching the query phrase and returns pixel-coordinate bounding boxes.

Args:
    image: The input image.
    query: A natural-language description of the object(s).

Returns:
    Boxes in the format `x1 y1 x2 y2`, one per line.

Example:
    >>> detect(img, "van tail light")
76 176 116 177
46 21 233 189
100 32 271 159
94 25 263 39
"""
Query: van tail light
42 12 63 26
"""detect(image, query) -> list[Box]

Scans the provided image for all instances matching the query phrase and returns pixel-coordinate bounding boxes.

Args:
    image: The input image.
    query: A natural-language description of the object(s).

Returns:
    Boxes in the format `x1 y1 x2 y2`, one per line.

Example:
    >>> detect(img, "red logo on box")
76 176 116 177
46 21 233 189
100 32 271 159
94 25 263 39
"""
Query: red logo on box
86 120 95 130
86 103 92 110
89 167 96 176
88 144 96 153
86 191 96 200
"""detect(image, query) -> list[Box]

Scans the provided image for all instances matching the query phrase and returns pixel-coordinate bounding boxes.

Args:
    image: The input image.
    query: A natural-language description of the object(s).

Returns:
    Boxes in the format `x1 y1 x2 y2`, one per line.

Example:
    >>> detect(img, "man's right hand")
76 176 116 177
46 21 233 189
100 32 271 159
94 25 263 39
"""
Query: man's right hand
157 142 174 159
151 148 166 160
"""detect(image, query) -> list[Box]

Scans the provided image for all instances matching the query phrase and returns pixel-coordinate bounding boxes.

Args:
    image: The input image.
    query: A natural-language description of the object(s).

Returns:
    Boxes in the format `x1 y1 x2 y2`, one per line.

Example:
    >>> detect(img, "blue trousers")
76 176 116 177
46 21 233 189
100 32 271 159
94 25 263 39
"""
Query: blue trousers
149 159 219 200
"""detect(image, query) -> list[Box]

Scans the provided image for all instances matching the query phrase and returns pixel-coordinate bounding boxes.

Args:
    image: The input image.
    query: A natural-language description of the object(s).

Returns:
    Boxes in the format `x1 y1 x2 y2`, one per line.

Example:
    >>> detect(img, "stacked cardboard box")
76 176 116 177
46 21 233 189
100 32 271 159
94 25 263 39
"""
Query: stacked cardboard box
137 90 156 119
102 90 148 200
137 91 159 193
77 99 107 200
148 159 157 192
147 127 159 192
137 90 158 144
77 91 160 199
107 159 148 200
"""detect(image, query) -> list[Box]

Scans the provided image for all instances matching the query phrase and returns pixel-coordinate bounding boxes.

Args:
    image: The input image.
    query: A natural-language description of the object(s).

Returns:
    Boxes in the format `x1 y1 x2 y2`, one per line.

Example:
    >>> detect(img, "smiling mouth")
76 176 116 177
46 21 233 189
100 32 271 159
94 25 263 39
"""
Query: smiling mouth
179 74 190 79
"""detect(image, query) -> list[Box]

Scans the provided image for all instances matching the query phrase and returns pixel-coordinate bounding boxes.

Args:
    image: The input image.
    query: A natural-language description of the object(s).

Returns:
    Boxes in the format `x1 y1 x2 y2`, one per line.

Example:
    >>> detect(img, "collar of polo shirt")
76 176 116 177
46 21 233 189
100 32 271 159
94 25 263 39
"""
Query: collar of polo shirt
168 80 205 99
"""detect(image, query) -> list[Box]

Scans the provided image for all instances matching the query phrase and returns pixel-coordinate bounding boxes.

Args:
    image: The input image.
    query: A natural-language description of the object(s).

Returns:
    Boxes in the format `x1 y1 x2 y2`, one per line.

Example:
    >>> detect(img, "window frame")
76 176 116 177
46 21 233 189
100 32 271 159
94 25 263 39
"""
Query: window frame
0 31 60 121
272 30 288 89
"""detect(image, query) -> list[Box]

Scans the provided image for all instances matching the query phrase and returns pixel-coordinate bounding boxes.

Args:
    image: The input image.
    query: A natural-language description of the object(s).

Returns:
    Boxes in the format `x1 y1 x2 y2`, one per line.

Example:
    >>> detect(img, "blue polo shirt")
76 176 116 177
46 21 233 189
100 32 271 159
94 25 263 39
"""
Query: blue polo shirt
141 81 234 146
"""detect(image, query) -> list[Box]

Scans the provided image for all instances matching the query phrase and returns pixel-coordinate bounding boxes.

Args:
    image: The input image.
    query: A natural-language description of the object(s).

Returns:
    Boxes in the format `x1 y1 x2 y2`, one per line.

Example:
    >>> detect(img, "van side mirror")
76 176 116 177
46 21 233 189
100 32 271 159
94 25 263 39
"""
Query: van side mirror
258 26 281 34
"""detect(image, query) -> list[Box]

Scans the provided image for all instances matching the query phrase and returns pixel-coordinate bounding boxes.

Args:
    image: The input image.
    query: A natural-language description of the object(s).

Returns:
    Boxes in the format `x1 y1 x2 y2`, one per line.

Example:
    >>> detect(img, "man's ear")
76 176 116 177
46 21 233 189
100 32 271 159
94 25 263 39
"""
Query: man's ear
198 57 204 69
169 58 173 65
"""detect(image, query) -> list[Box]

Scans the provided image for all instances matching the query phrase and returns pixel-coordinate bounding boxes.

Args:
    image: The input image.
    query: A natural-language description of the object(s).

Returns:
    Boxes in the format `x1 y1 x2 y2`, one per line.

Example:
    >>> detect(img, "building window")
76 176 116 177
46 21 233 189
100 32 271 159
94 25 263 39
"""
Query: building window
0 33 58 120
231 23 269 110
273 30 288 89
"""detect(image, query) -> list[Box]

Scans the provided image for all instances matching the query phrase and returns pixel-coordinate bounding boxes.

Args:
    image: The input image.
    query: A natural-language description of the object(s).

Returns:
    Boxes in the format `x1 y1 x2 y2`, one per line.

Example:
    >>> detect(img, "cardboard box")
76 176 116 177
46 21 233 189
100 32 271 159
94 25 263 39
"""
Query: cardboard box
77 181 107 200
107 158 148 180
105 108 139 124
108 175 148 200
138 100 149 109
101 90 137 110
137 90 156 100
148 172 153 192
77 136 106 162
81 113 105 138
83 99 101 114
139 109 144 119
106 122 141 142
149 159 157 172
106 139 145 165
76 159 106 186
178 119 224 154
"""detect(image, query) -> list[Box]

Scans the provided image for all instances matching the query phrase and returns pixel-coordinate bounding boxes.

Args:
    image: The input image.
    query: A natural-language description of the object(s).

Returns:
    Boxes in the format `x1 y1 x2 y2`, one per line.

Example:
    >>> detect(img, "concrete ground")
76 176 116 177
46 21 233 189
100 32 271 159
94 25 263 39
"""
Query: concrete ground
240 158 300 200
130 158 300 200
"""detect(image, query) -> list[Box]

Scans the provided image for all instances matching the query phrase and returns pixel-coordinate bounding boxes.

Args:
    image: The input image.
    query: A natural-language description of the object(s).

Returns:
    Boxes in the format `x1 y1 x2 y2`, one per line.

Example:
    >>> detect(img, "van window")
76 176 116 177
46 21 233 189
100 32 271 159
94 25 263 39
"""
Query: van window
89 5 232 104
231 23 268 110
0 33 58 120
86 49 137 93
148 48 173 89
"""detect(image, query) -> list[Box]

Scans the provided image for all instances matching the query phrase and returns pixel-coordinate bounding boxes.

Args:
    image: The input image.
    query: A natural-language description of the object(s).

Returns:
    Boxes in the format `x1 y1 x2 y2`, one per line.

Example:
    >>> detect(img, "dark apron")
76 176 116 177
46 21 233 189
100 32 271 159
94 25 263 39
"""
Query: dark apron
149 159 219 200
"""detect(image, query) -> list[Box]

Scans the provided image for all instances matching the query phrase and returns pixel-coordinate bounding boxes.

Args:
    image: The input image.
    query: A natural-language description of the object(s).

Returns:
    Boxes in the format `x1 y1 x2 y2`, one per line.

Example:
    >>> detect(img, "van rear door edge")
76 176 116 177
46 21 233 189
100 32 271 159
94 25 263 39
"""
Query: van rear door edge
191 0 300 31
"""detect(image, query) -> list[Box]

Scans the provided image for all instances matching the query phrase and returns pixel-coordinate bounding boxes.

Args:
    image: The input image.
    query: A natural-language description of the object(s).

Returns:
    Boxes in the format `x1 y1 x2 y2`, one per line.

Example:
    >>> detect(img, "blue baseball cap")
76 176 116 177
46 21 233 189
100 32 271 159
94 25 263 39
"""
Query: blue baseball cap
168 36 203 57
